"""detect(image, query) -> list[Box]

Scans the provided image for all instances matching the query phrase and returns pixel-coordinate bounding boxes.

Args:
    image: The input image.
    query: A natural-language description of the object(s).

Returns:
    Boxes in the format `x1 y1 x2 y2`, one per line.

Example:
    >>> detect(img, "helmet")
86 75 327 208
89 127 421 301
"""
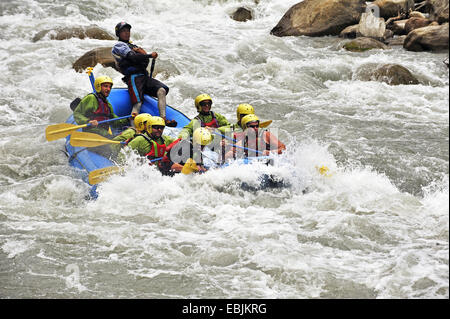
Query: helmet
134 113 153 132
115 21 132 37
193 127 213 146
194 94 212 112
241 114 260 129
236 103 255 123
94 76 113 93
145 116 165 132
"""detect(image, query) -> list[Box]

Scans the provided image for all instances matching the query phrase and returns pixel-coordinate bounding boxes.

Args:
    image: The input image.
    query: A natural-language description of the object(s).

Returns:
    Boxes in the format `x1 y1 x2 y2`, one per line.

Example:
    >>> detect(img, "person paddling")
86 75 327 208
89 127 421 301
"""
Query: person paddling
73 75 129 157
178 94 230 140
111 21 176 127
224 114 286 160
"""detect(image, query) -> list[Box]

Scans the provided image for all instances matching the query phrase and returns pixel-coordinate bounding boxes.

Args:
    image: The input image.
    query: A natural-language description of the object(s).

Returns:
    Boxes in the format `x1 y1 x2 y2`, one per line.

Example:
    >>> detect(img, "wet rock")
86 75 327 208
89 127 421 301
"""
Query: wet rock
403 22 449 51
391 18 410 34
428 0 449 23
355 63 419 85
343 37 390 51
373 0 415 19
33 25 115 42
386 34 408 45
231 7 253 22
404 17 433 33
340 24 360 38
409 11 426 18
270 0 364 37
72 47 117 73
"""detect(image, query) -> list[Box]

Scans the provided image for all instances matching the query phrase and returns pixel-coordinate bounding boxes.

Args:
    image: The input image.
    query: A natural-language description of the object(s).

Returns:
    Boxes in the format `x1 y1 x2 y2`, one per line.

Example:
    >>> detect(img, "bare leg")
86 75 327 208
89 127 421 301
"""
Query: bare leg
157 87 166 119
130 102 142 127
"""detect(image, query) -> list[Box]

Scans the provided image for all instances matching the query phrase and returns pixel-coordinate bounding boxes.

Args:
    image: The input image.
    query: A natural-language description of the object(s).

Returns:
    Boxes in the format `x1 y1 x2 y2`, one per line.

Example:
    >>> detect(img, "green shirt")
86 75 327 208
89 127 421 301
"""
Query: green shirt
178 112 231 139
73 93 129 137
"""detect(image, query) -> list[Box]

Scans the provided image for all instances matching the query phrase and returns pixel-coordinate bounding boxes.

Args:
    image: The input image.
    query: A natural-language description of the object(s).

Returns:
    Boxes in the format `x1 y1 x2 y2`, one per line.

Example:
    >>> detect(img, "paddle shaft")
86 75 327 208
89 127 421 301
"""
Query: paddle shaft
149 58 156 78
213 131 265 155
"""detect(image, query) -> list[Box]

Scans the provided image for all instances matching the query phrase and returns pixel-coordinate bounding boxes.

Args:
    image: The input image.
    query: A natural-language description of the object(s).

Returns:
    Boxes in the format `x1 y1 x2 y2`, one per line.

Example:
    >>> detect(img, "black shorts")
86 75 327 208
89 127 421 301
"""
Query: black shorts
126 74 169 105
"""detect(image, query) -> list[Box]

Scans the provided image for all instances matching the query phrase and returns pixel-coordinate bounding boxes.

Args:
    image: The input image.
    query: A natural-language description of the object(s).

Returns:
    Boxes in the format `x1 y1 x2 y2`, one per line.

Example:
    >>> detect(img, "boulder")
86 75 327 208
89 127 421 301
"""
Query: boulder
358 11 387 39
270 0 365 37
390 18 410 34
404 17 433 33
409 11 426 18
33 25 115 42
231 7 253 22
386 34 408 44
355 63 419 84
72 47 117 73
373 0 415 19
343 37 390 51
340 24 360 38
403 22 449 51
428 0 449 23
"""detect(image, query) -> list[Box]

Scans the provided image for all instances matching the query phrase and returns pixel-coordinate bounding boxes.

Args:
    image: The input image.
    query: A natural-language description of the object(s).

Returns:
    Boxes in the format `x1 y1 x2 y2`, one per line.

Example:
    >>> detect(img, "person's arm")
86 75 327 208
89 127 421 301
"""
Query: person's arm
216 113 231 127
177 120 195 139
263 131 286 155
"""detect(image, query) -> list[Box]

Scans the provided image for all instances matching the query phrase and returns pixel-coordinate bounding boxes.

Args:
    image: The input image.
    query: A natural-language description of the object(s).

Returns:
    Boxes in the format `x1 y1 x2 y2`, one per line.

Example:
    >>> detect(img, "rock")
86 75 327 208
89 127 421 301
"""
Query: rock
373 0 415 19
72 47 117 73
340 24 360 38
231 7 253 22
428 0 449 23
343 37 390 51
391 18 410 34
358 11 386 40
386 34 408 44
409 10 426 18
270 0 365 37
403 22 449 51
355 63 419 84
404 17 433 33
32 25 115 42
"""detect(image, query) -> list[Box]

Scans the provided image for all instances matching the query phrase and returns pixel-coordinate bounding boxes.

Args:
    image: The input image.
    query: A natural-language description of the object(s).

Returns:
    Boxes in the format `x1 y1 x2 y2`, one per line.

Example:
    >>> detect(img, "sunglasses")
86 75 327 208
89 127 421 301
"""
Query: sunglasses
152 125 165 130
247 123 259 128
199 101 212 107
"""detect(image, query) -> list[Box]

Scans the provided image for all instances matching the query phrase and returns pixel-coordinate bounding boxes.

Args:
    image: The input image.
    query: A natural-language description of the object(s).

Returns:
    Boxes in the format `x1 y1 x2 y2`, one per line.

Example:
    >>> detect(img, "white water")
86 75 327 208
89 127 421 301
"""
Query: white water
0 0 448 298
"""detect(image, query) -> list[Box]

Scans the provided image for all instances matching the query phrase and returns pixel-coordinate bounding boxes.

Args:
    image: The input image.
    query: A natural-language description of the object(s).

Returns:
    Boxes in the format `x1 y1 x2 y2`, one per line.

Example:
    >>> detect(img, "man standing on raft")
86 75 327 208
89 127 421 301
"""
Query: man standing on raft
111 21 176 127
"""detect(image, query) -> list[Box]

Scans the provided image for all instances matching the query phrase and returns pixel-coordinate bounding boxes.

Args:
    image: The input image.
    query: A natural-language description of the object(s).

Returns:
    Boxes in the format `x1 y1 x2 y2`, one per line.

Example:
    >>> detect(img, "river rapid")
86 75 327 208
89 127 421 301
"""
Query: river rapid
0 0 448 299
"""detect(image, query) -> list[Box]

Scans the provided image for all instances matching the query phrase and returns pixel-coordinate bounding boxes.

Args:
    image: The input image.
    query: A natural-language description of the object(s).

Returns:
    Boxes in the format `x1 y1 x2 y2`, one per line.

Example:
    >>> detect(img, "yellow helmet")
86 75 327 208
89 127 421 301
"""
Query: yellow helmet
236 103 255 123
194 94 212 112
241 114 260 129
193 127 213 146
94 75 113 93
146 116 165 132
134 113 153 132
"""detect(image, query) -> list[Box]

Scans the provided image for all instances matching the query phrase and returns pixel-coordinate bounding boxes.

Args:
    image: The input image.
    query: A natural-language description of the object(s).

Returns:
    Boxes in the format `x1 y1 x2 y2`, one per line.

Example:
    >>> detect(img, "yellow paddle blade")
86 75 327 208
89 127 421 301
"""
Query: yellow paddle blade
70 131 121 147
88 166 121 185
259 120 272 128
181 158 199 175
45 123 87 141
316 165 333 177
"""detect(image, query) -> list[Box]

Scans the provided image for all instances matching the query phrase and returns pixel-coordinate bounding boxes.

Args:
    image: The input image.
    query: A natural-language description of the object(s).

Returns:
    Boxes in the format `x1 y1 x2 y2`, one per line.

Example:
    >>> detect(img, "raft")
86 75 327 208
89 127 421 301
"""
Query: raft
63 88 190 198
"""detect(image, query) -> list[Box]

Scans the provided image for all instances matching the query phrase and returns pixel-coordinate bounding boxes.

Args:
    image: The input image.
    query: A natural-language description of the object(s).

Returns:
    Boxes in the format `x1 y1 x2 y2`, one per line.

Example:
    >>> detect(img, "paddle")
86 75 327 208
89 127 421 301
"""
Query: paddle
69 131 125 147
88 156 164 184
149 58 156 78
212 131 265 155
181 158 199 175
45 115 132 141
259 120 272 128
86 67 96 93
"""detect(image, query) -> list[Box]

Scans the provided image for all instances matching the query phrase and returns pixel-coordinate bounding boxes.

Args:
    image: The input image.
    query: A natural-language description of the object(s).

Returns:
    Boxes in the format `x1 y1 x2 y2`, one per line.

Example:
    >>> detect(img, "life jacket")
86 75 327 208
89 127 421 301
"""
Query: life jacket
243 129 270 157
116 41 149 76
230 129 269 159
136 133 168 168
90 93 113 126
196 111 219 128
